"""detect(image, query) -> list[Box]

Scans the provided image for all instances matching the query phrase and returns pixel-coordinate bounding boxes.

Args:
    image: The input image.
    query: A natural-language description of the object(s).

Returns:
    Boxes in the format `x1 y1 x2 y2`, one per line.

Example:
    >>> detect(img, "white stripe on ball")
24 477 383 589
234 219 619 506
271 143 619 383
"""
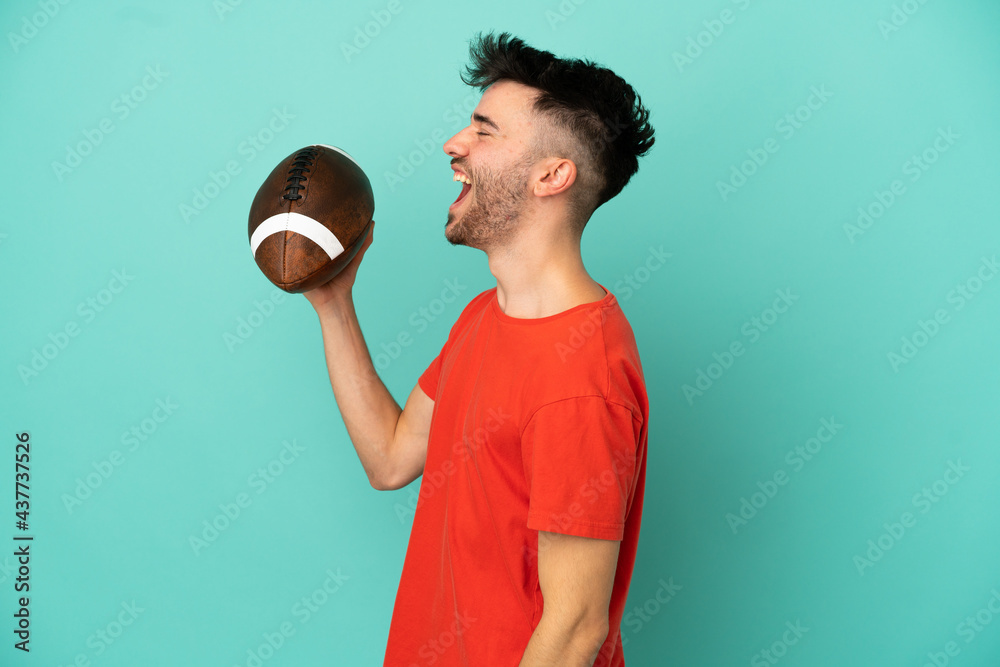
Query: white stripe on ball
314 144 361 168
250 212 345 260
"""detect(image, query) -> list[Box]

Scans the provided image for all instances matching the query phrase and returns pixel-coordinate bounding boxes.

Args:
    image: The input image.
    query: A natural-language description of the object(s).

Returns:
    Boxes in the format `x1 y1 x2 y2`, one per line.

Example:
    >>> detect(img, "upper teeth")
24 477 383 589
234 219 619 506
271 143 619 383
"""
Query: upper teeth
453 172 472 185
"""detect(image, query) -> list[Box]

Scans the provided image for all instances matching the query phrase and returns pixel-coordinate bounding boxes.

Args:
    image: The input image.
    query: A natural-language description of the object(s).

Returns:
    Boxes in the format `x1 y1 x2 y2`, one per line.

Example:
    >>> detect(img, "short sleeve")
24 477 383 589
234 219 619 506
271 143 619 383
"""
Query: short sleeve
418 345 444 399
522 396 641 541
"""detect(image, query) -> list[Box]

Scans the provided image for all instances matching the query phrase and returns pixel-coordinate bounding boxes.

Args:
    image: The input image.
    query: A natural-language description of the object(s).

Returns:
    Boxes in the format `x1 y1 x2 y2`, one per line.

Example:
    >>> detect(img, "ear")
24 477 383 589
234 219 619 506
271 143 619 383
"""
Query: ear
532 157 577 198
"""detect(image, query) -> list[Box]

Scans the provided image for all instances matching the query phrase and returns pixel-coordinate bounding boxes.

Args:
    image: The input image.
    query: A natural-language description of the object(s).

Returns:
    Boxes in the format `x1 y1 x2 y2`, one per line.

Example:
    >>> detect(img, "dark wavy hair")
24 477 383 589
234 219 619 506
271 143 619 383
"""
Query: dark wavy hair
460 31 655 223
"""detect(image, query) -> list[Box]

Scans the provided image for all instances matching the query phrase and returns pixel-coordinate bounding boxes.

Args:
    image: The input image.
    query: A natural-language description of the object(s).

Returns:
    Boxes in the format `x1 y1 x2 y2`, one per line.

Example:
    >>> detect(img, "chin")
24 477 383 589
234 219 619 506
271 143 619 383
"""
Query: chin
444 215 464 245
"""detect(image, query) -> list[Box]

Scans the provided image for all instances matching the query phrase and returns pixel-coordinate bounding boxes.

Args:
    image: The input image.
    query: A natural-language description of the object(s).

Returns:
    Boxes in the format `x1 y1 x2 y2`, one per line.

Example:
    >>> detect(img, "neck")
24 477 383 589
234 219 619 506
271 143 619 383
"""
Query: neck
487 215 606 319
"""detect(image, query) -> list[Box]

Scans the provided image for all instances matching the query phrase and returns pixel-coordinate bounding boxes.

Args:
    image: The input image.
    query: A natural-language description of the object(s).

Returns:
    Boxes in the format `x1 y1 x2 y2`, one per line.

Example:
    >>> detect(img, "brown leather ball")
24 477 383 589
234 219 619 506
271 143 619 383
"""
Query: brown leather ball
248 144 374 293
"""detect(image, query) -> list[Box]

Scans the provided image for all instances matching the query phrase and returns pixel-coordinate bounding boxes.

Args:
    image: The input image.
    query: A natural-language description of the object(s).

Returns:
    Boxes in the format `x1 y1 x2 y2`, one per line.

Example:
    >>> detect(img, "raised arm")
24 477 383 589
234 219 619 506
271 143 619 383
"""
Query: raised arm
303 222 433 490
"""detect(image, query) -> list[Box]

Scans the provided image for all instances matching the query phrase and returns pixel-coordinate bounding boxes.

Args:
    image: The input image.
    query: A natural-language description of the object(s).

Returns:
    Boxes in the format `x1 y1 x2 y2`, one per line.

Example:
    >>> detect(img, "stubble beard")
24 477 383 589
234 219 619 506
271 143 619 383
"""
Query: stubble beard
445 154 535 251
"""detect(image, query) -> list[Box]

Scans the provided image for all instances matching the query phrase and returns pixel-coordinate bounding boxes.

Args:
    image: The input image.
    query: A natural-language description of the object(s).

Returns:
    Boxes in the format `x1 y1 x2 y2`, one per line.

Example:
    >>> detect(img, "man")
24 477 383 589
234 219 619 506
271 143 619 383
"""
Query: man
304 32 654 666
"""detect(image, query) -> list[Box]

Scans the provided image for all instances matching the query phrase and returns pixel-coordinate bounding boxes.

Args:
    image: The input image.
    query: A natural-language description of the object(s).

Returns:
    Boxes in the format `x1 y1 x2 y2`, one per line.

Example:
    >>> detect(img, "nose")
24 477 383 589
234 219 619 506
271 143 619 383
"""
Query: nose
443 127 470 161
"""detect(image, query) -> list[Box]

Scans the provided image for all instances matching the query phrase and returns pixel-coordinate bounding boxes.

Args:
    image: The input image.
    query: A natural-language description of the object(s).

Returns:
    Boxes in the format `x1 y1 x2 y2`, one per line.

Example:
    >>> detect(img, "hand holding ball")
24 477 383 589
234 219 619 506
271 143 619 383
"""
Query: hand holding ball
248 145 375 293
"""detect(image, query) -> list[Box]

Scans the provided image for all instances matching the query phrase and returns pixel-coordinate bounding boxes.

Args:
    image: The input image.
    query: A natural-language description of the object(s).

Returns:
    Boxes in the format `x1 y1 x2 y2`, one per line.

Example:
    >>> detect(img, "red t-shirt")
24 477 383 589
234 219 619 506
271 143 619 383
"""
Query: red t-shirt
383 284 648 667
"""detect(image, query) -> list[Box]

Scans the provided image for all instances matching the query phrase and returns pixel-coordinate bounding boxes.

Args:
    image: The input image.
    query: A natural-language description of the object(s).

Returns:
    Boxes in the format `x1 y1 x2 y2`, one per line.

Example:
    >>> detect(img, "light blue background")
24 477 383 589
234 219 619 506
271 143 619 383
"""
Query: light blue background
1 0 999 665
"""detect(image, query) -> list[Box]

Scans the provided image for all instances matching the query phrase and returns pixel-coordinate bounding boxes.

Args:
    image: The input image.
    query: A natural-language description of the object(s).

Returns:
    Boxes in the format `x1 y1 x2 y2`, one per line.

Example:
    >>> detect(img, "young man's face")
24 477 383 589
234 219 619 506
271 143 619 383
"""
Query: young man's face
442 80 541 250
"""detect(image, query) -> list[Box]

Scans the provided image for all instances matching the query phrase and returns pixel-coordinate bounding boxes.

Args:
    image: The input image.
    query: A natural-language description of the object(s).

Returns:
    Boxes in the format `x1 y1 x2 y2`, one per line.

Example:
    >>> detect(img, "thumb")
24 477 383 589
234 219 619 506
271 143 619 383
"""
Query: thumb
360 219 374 250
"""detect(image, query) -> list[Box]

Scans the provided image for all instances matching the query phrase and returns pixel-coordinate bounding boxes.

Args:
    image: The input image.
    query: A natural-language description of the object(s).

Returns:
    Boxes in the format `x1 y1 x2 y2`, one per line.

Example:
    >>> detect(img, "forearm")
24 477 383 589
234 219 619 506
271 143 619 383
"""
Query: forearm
313 291 401 487
518 614 606 667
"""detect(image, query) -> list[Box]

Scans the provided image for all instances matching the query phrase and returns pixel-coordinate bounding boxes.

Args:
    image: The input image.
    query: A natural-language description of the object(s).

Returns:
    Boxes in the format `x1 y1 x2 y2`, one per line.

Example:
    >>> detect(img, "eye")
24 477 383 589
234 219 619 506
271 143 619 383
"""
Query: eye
476 131 489 136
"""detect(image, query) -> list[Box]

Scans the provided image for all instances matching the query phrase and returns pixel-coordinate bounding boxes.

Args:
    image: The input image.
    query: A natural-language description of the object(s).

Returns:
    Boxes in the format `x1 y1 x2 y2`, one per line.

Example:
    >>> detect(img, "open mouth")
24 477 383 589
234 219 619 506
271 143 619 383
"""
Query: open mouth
451 171 472 208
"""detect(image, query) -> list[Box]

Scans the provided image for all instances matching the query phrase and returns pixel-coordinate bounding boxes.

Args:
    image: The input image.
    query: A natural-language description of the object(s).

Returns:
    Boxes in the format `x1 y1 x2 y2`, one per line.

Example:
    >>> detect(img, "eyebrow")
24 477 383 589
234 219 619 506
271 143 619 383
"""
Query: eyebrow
472 113 501 132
